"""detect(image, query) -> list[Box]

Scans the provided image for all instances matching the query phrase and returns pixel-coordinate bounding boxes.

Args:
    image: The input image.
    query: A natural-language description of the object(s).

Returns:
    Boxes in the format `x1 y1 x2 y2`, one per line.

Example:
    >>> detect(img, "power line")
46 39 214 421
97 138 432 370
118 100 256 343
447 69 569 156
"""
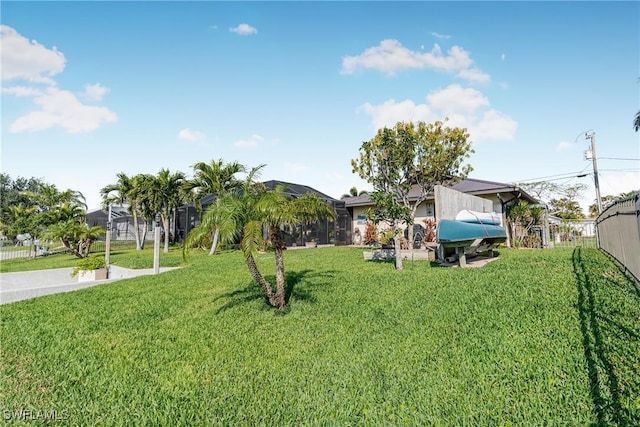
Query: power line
599 157 640 161
598 168 640 173
511 169 590 183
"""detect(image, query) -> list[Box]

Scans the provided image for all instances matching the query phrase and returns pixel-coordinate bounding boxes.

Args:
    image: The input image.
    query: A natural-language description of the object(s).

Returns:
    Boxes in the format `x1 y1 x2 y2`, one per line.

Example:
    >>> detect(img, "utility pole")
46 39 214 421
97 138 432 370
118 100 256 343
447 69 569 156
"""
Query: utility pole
105 203 112 278
153 213 161 274
585 131 603 214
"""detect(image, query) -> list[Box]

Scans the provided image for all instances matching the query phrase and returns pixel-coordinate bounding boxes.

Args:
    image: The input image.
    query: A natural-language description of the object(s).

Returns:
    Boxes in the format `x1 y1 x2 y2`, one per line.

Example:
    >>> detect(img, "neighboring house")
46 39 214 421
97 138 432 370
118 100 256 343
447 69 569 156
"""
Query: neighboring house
176 180 350 246
88 181 346 246
86 204 157 241
343 178 538 245
548 216 597 241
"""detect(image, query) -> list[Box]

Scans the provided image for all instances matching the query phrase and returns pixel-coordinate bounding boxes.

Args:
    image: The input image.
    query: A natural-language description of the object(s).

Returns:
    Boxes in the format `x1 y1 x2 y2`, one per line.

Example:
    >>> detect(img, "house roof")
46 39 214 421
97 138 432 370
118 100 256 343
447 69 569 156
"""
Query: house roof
262 180 338 202
343 178 538 207
188 180 340 208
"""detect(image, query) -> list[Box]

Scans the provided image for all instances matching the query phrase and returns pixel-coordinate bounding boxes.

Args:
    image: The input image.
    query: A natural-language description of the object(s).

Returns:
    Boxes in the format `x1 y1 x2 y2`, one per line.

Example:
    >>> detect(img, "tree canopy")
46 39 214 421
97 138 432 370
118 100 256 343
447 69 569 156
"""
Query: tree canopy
0 174 88 243
351 120 473 270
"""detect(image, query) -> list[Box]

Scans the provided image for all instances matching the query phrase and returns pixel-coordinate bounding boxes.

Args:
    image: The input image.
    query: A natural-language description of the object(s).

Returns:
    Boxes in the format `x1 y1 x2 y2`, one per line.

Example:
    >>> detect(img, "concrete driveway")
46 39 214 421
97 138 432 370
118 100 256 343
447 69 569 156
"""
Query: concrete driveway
0 265 178 305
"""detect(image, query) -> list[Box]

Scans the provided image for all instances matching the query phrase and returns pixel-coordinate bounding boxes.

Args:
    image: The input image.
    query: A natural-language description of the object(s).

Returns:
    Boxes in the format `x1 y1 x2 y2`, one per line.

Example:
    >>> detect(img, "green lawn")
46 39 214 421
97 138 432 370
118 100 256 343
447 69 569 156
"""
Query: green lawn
1 247 638 425
0 243 187 273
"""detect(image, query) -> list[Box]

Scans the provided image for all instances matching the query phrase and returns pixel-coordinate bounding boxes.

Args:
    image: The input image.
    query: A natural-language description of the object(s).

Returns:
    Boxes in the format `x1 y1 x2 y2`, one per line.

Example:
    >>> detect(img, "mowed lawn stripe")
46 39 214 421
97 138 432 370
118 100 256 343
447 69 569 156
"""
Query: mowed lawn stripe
2 246 637 424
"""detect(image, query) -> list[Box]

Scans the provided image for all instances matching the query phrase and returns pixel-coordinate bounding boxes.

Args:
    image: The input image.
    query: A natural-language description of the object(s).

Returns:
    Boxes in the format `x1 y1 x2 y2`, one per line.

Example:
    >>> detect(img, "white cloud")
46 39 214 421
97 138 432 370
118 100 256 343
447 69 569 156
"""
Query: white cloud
473 110 518 141
2 26 117 134
501 53 506 62
430 31 451 40
555 141 577 152
0 25 66 84
83 83 109 101
426 84 489 114
359 99 436 131
359 84 517 142
229 23 258 36
234 133 263 148
178 128 206 141
455 67 490 83
341 39 490 83
1 86 42 97
10 87 117 133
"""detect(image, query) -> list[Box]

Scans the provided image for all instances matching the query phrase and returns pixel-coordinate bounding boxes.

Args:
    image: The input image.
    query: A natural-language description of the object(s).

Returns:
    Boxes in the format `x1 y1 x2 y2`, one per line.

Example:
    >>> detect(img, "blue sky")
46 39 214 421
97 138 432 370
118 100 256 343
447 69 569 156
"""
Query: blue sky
2 1 639 213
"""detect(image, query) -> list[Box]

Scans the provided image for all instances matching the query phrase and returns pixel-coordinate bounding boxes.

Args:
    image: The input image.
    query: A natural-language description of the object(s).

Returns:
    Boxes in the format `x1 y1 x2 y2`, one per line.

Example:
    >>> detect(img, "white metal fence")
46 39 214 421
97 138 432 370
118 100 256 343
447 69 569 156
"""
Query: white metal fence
595 192 640 282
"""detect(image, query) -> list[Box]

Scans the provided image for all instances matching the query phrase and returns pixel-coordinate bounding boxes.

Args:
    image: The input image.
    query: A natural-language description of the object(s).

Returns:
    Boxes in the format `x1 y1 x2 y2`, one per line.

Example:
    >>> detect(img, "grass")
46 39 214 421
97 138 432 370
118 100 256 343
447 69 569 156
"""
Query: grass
0 243 187 273
1 246 638 425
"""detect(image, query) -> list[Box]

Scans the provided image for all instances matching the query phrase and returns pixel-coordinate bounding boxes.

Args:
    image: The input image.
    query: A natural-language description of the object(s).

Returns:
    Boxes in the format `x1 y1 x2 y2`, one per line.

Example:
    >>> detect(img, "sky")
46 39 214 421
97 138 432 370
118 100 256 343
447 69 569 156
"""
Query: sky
2 1 639 214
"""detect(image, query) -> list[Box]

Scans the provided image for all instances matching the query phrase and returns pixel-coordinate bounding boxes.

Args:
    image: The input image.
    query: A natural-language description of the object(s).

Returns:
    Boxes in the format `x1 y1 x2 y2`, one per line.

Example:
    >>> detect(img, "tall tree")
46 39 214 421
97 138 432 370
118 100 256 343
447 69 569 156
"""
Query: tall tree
549 197 585 220
101 172 149 250
351 120 473 270
0 175 87 242
147 168 186 252
187 159 245 255
340 186 368 199
588 191 636 217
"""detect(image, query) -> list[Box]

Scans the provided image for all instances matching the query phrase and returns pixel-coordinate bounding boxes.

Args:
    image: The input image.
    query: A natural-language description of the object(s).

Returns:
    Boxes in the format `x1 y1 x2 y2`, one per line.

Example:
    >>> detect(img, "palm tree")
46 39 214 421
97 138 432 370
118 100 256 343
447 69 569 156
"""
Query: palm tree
21 183 86 212
147 168 186 252
44 219 104 258
256 187 336 308
186 165 335 310
340 186 368 199
101 172 148 250
187 159 246 255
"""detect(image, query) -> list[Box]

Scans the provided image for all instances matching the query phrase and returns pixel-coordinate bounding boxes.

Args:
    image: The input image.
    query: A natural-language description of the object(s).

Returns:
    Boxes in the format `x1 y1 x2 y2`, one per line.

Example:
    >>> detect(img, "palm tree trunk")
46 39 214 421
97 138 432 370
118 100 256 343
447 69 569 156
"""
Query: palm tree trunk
209 229 220 255
244 254 278 307
394 227 403 271
139 221 147 250
133 213 142 250
274 246 286 309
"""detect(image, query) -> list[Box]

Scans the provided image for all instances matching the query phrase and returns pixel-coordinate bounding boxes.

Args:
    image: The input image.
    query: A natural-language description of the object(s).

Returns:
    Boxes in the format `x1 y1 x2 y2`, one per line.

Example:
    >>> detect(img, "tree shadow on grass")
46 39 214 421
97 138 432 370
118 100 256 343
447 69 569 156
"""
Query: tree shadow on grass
213 269 337 314
572 247 639 426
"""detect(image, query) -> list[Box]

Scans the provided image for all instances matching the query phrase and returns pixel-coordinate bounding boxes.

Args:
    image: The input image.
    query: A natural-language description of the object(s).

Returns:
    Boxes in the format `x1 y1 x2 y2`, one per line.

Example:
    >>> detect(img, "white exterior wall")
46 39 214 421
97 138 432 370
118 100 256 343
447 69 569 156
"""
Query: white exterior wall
350 193 506 244
350 202 437 243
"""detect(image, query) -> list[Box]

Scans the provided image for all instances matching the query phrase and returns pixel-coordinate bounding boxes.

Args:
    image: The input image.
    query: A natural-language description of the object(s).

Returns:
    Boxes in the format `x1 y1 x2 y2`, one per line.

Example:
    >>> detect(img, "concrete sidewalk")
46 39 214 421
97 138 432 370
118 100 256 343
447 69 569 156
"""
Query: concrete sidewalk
0 265 178 305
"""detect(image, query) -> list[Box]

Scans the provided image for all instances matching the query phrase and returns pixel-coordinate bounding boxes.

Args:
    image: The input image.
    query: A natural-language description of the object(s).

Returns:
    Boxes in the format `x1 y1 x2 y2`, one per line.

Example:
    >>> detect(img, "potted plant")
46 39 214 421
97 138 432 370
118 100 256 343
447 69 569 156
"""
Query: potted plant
71 255 107 282
305 238 317 248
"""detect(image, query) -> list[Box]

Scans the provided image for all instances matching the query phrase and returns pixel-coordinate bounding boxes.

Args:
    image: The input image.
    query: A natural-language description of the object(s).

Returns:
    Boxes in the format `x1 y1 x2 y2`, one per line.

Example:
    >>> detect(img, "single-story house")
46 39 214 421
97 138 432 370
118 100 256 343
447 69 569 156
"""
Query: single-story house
342 178 538 246
176 180 350 246
88 180 350 247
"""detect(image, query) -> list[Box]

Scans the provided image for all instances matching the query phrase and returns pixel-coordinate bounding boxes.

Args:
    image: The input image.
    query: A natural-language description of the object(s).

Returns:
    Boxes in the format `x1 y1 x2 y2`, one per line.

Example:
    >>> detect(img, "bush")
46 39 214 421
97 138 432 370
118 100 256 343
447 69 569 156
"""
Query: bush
71 255 106 277
363 221 378 246
422 218 436 242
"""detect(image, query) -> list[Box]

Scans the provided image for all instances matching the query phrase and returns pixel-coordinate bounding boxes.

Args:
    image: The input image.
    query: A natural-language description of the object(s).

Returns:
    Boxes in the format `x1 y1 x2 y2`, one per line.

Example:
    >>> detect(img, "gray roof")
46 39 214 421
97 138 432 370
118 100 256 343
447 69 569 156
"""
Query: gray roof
343 178 538 207
262 180 338 202
192 180 340 208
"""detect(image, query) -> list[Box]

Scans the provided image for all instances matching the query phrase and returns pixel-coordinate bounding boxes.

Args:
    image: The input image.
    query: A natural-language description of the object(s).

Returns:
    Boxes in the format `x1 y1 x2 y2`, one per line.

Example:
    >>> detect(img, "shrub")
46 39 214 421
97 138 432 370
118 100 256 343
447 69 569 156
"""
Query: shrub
379 229 396 247
422 218 437 242
71 255 106 277
363 221 378 246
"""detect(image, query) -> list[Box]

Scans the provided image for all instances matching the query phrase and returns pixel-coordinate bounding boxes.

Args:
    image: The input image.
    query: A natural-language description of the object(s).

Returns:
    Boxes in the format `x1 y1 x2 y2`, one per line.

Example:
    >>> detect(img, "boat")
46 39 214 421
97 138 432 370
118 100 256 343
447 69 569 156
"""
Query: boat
435 218 507 266
454 210 501 226
436 219 507 244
